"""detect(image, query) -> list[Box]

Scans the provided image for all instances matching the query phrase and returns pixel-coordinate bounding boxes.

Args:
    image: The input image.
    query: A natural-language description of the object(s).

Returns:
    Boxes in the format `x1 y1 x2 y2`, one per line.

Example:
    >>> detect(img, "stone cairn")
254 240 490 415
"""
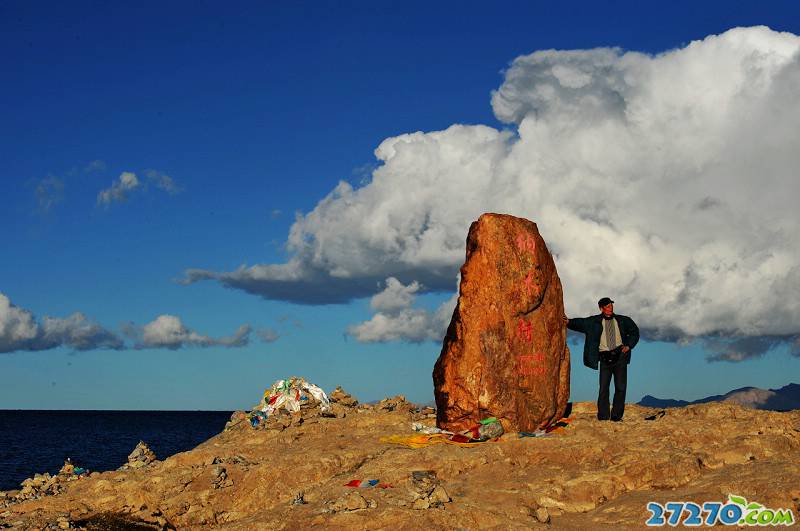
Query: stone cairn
119 441 157 470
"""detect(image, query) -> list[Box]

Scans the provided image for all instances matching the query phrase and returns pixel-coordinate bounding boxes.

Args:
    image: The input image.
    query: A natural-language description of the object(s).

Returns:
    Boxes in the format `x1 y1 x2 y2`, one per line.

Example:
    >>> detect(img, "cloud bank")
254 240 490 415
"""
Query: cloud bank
0 293 251 353
185 27 800 360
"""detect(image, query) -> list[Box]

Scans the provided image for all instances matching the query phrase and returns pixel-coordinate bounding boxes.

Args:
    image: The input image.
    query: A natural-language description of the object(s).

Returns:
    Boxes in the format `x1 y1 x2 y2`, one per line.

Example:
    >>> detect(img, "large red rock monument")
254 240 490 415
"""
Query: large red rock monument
433 213 570 432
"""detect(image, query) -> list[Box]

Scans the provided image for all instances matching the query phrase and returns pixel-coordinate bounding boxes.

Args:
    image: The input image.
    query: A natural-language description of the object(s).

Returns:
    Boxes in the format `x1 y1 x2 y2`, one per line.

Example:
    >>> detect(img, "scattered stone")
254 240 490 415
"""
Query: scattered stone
72 513 165 530
322 388 357 418
534 506 551 523
329 403 349 419
429 485 451 504
251 404 329 431
408 470 451 509
291 491 307 505
67 503 90 520
120 441 157 470
328 491 370 513
410 470 438 496
434 213 570 432
8 462 86 503
345 492 368 511
290 413 304 427
375 395 415 413
224 411 248 431
265 414 291 431
330 386 359 407
411 498 430 510
217 454 253 469
411 406 437 421
210 466 233 489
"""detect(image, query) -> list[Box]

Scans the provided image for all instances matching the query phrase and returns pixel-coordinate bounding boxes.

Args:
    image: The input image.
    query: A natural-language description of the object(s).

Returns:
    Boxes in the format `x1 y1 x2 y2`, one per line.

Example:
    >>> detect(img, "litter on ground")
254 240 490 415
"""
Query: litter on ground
382 417 506 448
384 416 572 447
344 479 393 488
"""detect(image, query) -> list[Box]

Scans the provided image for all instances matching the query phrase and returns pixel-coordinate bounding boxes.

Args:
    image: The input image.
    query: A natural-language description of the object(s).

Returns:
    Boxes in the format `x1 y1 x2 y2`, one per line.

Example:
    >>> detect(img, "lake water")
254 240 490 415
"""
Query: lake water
0 410 232 491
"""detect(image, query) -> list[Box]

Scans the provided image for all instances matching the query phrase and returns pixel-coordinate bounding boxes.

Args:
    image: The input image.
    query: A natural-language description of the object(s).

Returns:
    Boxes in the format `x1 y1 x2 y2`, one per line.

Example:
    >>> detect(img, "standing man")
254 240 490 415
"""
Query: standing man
565 298 639 421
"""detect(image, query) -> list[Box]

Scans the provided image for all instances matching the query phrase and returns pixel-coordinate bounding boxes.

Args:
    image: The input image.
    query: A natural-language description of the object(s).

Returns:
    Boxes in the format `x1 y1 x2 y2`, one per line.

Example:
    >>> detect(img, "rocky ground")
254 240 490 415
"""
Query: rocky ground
2 390 799 530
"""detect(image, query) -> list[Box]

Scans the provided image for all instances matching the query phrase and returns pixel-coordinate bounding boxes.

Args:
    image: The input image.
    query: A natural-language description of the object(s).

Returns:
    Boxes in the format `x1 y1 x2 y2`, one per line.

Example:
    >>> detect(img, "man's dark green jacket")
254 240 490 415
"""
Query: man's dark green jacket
567 314 640 370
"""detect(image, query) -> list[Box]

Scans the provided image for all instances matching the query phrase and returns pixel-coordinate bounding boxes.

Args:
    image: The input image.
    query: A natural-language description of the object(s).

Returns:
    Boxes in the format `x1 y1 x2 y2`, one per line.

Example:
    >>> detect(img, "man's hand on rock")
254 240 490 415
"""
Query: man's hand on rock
621 345 630 353
562 315 569 325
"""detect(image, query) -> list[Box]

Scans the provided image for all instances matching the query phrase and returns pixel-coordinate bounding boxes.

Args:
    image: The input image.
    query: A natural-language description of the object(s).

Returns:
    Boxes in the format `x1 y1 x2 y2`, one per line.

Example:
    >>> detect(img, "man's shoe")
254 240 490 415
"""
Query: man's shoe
610 418 623 422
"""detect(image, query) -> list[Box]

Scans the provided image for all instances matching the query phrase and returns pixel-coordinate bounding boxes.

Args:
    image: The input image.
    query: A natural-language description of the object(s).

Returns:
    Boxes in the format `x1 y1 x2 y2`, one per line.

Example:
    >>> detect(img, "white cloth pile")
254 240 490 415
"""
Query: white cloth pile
259 377 331 415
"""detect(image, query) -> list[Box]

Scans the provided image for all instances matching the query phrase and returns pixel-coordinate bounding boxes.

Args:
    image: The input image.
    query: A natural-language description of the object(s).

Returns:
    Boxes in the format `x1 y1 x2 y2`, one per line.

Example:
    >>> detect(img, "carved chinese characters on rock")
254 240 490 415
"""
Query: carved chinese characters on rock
516 232 540 303
515 233 542 389
434 213 570 433
517 353 546 376
517 318 533 343
516 232 536 254
523 270 538 297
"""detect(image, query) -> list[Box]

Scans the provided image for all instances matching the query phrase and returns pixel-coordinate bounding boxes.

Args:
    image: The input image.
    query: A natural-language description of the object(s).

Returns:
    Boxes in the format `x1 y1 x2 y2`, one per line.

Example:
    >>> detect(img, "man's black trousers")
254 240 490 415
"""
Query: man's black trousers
597 354 627 421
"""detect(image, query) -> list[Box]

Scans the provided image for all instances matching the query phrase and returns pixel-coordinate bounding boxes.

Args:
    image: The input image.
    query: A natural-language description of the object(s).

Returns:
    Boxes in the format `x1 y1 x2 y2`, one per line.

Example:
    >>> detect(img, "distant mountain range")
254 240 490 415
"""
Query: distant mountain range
638 383 800 411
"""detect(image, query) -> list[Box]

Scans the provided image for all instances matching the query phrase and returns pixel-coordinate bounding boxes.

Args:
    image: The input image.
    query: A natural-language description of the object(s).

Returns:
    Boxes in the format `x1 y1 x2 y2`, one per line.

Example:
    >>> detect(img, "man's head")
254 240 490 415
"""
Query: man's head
598 297 614 317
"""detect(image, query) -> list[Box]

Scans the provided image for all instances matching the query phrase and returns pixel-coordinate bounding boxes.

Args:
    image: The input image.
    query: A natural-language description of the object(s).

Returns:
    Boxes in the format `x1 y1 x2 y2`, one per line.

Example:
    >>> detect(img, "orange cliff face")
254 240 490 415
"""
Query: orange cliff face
433 213 570 433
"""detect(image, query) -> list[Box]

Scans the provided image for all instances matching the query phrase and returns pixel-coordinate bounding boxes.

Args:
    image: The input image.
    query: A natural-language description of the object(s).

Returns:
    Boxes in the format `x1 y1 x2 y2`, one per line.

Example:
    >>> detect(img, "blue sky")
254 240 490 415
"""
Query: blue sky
2 1 800 410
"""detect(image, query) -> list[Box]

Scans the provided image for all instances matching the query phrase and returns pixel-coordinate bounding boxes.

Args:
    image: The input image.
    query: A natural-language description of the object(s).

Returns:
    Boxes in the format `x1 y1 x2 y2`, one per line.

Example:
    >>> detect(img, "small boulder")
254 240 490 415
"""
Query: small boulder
291 491 307 505
345 492 368 511
429 486 451 504
329 491 370 513
412 498 430 510
534 506 551 523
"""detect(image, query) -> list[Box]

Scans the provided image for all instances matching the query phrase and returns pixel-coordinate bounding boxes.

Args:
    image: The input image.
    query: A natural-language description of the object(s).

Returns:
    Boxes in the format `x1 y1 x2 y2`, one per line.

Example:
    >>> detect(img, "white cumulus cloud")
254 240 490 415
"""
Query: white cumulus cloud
137 315 251 350
0 294 40 352
370 277 421 313
185 26 800 359
1 293 250 353
348 278 456 343
0 293 123 352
